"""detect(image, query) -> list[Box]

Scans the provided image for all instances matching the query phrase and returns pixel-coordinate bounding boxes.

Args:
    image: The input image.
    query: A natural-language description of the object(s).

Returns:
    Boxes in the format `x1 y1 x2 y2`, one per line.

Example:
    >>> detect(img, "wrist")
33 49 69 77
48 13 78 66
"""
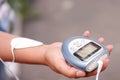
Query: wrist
37 44 49 65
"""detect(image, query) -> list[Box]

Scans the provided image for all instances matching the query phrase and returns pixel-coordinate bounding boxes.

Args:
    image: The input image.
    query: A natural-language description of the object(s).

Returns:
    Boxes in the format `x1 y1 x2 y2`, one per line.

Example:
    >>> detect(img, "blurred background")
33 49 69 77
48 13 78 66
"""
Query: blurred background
0 0 120 80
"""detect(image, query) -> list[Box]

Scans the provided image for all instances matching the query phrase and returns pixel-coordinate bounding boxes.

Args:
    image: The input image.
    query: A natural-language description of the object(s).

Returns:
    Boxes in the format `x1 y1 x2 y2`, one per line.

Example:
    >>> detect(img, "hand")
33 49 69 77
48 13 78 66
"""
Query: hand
83 31 113 77
43 31 113 78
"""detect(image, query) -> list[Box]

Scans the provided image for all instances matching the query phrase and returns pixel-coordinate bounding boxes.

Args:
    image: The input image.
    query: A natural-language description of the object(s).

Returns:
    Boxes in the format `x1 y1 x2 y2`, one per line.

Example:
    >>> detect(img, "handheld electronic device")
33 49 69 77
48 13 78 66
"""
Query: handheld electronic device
62 37 109 72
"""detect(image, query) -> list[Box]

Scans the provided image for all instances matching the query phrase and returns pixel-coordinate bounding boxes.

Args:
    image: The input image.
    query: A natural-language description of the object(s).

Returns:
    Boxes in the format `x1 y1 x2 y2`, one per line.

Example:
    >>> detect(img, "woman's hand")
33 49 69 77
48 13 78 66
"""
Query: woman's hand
43 31 113 78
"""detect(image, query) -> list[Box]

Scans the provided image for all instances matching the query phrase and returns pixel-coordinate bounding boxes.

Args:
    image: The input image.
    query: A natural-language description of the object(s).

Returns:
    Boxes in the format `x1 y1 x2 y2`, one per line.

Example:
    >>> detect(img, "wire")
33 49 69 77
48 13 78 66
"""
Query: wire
96 60 103 80
0 58 19 80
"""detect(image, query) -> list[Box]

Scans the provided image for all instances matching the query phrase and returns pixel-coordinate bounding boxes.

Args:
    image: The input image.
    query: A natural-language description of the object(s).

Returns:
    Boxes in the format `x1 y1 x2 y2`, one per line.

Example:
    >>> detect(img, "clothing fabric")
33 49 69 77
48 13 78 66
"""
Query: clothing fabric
0 62 8 80
0 26 6 32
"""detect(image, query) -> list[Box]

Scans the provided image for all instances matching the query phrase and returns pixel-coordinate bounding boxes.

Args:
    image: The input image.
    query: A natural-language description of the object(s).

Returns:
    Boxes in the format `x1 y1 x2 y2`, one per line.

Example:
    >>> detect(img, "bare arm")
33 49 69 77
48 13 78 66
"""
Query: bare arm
0 31 46 64
0 31 16 61
0 31 113 78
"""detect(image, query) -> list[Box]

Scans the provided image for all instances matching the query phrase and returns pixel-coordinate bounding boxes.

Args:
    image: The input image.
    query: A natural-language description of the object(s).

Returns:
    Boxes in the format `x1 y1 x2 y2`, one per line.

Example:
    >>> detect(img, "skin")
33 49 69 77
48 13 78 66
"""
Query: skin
0 31 113 78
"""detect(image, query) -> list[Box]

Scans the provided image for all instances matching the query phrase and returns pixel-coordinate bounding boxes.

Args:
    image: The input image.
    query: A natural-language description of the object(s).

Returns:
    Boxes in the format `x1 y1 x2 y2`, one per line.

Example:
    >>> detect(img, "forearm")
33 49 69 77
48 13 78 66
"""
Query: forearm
13 44 47 65
0 31 47 65
0 31 17 61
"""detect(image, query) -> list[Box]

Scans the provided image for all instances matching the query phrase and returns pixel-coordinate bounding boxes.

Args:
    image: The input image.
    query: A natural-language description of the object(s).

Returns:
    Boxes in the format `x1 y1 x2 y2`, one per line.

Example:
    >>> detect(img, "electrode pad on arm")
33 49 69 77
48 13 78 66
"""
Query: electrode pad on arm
62 36 109 72
11 37 44 62
10 38 43 80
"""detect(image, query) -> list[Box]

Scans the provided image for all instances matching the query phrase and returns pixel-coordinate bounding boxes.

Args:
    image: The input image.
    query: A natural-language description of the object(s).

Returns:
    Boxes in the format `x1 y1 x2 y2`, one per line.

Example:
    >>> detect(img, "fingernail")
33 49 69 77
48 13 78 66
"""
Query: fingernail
76 71 86 77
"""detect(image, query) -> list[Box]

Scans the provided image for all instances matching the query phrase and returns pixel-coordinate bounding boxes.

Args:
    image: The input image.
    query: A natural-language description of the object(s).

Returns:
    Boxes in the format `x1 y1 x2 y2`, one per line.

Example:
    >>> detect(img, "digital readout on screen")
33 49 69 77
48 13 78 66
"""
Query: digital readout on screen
74 42 101 60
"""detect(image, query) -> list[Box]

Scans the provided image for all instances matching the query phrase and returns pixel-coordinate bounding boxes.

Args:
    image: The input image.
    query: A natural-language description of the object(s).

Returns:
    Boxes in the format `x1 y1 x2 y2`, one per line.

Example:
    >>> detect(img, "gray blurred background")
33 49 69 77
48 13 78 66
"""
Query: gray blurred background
18 0 119 80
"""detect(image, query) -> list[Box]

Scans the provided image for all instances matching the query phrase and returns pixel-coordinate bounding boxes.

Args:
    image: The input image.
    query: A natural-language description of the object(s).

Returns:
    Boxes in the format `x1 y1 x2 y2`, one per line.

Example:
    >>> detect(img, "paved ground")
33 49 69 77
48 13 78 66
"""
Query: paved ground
20 0 120 80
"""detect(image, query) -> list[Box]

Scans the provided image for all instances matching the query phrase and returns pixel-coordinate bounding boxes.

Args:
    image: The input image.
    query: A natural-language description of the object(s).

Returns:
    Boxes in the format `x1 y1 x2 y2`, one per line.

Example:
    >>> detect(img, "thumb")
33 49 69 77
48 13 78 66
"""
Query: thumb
55 60 86 78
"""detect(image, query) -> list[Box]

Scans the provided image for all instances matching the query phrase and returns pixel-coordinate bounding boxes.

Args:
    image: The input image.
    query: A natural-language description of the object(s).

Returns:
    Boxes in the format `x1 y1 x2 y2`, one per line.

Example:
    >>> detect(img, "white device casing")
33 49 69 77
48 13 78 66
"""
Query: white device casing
62 36 109 72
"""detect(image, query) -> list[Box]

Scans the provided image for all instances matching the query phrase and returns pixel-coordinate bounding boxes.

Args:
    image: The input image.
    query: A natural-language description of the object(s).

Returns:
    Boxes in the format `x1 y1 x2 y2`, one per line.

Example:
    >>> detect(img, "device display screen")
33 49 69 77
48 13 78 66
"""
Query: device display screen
74 42 101 60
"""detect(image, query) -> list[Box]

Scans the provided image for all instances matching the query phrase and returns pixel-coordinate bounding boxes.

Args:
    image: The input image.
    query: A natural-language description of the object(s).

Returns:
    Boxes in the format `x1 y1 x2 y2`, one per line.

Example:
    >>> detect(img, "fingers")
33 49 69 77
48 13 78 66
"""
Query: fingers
98 38 113 53
98 37 113 53
83 31 105 44
82 31 113 77
83 31 113 53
